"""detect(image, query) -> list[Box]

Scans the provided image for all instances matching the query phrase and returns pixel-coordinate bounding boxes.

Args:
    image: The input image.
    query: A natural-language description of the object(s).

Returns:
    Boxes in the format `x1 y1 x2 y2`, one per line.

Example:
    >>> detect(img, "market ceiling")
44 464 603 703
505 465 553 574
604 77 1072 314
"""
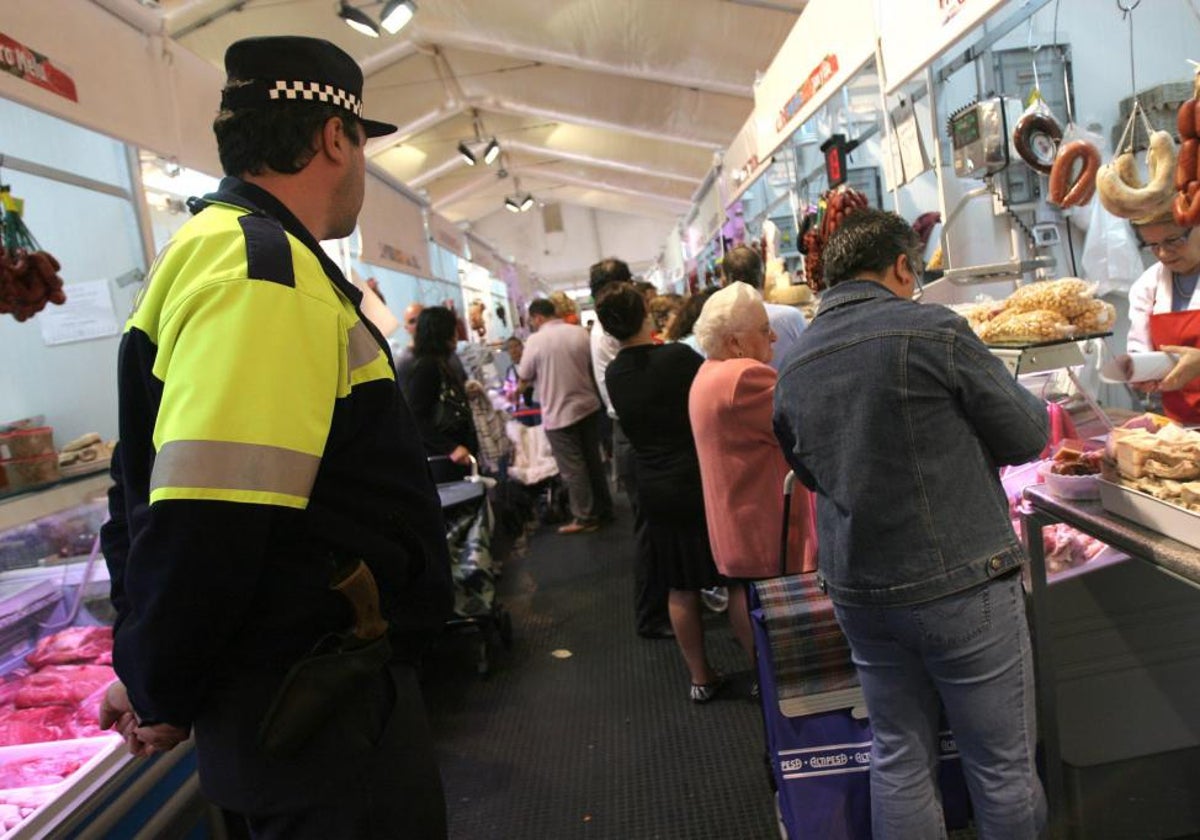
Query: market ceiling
103 0 803 231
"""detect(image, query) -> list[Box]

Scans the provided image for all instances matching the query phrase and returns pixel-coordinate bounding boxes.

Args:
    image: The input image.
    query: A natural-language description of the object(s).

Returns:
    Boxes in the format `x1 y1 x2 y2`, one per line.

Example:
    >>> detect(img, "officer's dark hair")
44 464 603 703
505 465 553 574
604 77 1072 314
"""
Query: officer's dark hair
823 208 922 288
213 98 364 177
594 283 647 342
589 258 632 297
413 306 458 358
722 245 764 289
528 299 557 319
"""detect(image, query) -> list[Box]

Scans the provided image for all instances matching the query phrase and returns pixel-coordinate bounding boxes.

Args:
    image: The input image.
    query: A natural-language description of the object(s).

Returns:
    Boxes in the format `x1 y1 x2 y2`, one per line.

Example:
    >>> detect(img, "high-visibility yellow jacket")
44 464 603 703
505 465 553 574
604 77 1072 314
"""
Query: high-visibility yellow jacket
101 178 452 726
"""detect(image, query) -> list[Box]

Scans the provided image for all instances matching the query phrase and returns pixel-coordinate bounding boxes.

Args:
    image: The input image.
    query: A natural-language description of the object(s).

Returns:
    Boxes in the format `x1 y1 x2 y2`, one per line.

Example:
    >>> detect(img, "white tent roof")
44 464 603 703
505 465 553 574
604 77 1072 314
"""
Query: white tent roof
97 0 804 279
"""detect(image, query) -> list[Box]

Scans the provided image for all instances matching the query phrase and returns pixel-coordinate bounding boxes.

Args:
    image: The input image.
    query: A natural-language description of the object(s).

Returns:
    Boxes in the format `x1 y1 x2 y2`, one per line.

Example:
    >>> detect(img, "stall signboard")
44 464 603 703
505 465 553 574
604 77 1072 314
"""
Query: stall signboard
721 116 772 207
689 177 724 250
879 0 1008 93
429 211 468 258
466 233 502 277
753 0 875 161
0 33 76 102
357 174 434 279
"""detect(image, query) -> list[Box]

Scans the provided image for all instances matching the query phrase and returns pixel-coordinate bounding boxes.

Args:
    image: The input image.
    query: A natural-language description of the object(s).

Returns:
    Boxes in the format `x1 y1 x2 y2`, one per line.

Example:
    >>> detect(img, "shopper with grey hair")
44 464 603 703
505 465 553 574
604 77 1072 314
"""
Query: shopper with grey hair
720 244 807 371
773 208 1049 838
689 282 817 676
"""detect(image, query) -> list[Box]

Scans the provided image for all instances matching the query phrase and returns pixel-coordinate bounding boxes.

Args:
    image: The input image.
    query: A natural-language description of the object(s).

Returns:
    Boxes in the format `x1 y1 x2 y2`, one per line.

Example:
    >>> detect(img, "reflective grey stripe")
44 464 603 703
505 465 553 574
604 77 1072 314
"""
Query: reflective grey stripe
347 320 381 374
151 440 320 498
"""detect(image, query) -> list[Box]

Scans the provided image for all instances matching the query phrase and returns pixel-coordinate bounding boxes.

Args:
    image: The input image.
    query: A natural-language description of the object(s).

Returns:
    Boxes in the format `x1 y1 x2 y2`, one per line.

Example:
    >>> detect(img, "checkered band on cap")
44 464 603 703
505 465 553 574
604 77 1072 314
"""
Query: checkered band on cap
267 80 364 117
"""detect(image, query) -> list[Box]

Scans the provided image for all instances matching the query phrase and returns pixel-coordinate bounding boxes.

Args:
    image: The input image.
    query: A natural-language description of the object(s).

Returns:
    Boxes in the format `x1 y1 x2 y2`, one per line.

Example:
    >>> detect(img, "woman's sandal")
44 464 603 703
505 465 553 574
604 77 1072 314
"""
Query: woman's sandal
689 675 728 704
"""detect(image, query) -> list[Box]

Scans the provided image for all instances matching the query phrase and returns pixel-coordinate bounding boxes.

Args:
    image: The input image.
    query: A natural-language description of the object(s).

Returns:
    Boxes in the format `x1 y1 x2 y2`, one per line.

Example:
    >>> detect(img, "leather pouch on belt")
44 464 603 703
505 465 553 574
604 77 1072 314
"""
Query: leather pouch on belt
257 560 392 759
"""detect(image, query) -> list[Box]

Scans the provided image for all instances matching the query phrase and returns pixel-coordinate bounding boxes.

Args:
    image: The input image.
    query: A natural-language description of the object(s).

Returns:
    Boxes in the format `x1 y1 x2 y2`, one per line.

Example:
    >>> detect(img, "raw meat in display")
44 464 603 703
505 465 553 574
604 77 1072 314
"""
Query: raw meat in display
0 707 73 747
25 627 113 669
1043 524 1108 574
67 686 107 739
0 751 89 788
14 665 114 710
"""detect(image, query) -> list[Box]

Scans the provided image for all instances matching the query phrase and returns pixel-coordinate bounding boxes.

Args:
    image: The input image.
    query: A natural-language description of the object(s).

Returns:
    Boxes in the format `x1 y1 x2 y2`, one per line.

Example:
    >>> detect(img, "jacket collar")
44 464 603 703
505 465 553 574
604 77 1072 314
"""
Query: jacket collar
814 279 899 319
188 176 362 307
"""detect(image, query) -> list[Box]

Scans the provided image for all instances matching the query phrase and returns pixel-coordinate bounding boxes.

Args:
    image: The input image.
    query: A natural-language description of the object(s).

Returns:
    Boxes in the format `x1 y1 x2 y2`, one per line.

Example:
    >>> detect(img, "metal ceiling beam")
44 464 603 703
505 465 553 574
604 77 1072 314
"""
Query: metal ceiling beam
724 0 804 14
431 170 508 212
483 98 725 150
364 105 465 157
507 167 691 209
406 154 467 190
90 0 163 35
412 31 753 99
360 41 422 78
501 140 704 186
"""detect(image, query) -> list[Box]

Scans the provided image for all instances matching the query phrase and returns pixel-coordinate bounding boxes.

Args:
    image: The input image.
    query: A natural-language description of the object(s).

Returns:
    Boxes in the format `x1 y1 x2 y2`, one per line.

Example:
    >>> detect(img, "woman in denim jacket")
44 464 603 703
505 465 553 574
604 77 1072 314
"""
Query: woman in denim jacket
773 209 1050 839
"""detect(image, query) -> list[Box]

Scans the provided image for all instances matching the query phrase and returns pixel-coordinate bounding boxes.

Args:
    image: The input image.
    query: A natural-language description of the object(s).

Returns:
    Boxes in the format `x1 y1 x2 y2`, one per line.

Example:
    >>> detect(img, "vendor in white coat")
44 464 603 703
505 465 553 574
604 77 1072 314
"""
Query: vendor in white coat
1128 210 1200 423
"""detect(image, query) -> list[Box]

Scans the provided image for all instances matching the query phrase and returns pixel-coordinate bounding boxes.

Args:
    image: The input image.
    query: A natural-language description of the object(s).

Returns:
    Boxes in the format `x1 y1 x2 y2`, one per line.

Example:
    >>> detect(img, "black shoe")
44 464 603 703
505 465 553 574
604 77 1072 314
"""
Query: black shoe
637 626 674 640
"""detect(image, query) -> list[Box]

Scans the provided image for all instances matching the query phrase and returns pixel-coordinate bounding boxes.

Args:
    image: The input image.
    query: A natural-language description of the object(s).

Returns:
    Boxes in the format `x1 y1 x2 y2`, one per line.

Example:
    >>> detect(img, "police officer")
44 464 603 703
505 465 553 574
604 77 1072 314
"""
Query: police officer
99 36 452 839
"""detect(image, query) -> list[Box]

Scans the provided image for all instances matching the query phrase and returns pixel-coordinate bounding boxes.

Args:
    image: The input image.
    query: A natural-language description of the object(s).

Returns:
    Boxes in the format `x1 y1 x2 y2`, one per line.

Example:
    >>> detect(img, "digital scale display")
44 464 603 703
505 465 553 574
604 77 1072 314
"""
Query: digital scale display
951 109 980 150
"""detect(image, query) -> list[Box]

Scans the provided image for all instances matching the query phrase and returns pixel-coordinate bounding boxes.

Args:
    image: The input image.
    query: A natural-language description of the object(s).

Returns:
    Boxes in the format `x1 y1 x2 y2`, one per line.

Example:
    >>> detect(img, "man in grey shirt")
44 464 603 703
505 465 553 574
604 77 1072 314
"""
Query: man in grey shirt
721 245 806 371
520 298 613 534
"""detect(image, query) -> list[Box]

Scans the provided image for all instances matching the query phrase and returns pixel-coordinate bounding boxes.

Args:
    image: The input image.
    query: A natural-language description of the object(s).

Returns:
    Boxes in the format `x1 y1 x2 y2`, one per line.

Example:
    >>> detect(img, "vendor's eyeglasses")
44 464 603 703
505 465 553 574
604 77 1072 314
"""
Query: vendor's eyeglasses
1139 232 1191 252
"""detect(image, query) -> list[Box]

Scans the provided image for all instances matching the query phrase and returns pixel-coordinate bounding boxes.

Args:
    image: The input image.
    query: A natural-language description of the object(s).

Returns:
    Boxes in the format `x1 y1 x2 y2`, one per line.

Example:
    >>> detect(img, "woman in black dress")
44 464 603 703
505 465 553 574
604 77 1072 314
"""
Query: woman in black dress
403 306 478 483
595 284 726 703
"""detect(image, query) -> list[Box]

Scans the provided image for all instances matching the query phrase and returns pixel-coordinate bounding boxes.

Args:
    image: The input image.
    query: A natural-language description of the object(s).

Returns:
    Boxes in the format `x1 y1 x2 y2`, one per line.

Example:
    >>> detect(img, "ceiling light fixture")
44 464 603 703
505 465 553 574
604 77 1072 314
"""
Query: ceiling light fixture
380 0 417 34
338 2 380 37
457 110 500 168
504 178 535 213
482 137 501 165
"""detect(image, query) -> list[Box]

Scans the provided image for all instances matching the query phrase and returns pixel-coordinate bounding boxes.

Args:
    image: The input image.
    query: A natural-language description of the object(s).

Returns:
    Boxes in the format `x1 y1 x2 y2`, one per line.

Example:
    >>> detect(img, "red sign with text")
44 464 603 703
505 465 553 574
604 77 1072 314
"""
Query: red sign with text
0 34 77 103
775 55 839 134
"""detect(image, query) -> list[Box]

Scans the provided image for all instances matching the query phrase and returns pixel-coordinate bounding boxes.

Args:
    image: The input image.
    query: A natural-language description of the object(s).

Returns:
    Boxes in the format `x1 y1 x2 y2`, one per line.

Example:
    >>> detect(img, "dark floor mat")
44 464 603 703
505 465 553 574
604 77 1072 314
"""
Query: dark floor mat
422 495 781 839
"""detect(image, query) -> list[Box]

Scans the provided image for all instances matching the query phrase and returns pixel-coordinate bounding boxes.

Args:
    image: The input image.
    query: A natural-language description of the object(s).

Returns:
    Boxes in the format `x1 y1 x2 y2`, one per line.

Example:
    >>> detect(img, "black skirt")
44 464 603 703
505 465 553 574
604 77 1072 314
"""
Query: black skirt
645 518 723 592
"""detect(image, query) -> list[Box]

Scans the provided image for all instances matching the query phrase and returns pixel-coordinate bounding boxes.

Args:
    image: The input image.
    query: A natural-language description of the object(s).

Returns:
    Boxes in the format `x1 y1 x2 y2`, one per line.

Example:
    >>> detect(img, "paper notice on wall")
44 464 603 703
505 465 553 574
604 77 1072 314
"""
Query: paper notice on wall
890 98 930 186
38 279 120 346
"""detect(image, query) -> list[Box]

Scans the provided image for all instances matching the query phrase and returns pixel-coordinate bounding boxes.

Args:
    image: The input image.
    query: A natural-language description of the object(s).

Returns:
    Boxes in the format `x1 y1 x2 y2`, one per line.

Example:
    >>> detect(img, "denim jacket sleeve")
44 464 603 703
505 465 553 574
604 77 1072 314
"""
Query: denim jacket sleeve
950 320 1050 466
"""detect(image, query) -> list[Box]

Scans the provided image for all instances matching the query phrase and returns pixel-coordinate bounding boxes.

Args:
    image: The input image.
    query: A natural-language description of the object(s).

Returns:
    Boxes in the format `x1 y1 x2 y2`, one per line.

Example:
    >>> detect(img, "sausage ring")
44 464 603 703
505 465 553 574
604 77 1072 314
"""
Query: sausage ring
1048 140 1101 207
1013 112 1064 174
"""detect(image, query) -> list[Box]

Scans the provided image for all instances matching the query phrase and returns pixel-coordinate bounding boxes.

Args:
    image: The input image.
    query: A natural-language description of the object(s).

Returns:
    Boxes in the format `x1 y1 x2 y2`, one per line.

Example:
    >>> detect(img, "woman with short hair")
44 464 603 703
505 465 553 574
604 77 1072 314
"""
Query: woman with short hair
595 284 726 703
689 282 817 671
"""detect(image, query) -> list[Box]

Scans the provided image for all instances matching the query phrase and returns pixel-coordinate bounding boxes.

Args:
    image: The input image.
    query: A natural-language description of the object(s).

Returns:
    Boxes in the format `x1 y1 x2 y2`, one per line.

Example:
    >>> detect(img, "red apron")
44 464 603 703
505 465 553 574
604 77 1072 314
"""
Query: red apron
1149 309 1200 424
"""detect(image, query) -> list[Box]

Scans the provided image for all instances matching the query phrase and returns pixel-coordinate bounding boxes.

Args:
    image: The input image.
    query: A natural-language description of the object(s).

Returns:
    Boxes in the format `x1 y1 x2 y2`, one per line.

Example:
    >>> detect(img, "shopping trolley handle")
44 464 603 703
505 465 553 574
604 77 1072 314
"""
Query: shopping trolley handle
428 453 496 488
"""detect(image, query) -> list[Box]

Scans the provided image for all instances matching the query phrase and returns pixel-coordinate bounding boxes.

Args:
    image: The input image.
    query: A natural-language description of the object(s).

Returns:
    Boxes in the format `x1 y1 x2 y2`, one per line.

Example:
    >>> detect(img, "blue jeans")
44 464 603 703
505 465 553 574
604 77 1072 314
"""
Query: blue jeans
833 573 1046 840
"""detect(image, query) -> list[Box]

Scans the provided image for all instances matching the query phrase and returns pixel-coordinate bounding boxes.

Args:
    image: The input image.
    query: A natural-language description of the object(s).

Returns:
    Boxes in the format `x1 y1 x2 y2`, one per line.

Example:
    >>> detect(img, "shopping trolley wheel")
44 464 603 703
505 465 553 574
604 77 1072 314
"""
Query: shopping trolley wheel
498 609 514 649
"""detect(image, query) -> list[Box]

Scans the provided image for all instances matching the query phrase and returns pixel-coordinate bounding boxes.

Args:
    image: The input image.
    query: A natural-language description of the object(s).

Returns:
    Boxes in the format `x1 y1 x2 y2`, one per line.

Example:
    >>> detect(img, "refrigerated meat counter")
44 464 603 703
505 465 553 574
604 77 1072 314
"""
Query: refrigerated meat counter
0 477 224 838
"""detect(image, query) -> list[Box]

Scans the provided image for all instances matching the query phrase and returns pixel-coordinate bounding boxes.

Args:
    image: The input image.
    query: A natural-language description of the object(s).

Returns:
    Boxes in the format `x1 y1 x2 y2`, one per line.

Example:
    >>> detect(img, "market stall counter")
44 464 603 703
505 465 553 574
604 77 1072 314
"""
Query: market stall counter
1022 484 1200 840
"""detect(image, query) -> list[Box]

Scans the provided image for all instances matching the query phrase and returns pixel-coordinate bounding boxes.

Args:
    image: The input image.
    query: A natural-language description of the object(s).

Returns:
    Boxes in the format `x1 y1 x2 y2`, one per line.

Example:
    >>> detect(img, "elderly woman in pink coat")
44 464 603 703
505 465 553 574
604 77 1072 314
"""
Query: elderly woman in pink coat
688 282 817 668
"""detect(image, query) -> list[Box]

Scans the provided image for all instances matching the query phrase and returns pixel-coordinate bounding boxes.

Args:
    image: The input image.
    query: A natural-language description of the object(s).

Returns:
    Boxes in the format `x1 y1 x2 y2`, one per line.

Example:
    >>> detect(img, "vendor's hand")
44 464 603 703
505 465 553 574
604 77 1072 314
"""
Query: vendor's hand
464 380 485 398
1159 346 1200 391
130 722 190 757
449 445 472 465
